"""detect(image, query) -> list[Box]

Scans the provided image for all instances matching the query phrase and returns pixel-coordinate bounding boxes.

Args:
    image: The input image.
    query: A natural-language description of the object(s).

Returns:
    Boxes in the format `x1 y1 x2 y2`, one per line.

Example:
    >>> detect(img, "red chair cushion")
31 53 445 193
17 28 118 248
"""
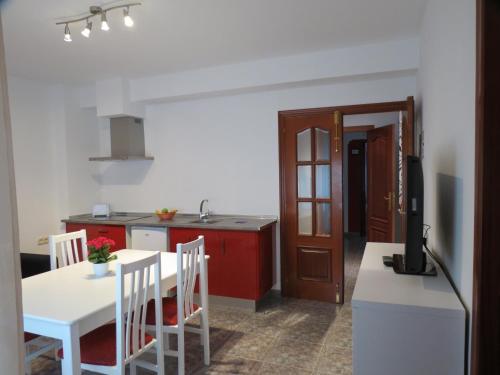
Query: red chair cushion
145 297 199 326
57 323 153 366
24 332 39 342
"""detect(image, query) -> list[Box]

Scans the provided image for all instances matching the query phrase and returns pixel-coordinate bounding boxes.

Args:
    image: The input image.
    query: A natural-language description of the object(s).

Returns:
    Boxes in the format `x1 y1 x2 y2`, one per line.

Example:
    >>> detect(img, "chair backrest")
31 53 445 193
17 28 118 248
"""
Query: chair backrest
48 230 88 270
176 235 207 323
115 251 163 368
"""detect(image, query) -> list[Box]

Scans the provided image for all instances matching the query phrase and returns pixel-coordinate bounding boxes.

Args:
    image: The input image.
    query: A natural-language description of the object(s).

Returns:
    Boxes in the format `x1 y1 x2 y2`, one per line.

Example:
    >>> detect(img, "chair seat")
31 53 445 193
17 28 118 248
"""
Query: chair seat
58 323 154 366
146 297 200 326
24 332 39 342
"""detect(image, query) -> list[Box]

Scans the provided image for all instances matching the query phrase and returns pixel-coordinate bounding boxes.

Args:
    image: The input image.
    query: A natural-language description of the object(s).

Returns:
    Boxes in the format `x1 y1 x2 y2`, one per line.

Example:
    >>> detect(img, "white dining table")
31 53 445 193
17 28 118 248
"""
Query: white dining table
22 249 208 375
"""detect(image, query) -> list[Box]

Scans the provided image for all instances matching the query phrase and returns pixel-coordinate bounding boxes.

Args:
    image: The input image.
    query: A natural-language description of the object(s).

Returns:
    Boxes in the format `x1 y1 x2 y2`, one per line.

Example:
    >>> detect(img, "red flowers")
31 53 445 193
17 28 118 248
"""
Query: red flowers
87 237 116 251
87 237 117 264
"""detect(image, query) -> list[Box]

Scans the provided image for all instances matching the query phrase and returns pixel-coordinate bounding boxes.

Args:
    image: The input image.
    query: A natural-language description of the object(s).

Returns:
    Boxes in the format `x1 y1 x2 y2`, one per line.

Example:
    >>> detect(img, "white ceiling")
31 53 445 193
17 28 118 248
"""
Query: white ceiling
2 0 427 84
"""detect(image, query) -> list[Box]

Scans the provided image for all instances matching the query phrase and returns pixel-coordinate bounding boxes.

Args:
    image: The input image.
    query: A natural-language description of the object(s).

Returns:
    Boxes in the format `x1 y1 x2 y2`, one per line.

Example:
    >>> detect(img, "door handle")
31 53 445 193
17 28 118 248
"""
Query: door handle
384 192 393 211
221 239 226 255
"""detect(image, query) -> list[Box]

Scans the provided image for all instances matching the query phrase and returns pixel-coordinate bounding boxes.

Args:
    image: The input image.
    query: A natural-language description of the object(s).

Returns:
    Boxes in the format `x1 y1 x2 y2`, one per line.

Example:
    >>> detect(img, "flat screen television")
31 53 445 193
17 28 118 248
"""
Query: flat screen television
392 155 435 275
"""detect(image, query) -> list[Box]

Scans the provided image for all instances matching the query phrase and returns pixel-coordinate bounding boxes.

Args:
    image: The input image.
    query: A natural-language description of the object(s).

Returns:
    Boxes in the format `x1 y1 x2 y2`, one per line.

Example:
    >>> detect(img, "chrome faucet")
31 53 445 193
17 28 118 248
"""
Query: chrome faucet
199 199 209 220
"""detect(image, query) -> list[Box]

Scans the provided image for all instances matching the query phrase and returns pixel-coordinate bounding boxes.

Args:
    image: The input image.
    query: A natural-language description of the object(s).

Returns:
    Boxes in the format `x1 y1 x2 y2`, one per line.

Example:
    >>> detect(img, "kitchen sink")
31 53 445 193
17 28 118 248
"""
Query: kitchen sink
189 219 221 224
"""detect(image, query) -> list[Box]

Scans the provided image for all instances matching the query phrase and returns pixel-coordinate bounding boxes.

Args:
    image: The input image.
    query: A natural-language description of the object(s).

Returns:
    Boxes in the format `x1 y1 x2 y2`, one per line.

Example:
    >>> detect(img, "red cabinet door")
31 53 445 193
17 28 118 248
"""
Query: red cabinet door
169 228 224 296
218 230 259 299
66 223 126 252
169 227 273 301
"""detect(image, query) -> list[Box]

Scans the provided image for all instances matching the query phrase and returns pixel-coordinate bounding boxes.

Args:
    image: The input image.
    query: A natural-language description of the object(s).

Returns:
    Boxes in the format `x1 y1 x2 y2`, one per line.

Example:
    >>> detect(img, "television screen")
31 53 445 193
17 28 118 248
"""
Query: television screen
404 156 425 273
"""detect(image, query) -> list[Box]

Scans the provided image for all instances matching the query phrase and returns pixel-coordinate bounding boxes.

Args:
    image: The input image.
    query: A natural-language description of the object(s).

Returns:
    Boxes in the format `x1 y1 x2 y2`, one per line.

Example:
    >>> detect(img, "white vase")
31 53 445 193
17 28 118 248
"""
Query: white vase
93 262 109 277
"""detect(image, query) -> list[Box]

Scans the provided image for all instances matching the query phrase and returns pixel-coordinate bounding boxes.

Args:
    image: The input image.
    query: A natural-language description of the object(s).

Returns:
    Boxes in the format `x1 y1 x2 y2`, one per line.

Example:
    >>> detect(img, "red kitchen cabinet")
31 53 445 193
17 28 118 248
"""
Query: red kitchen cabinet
66 223 126 252
169 227 273 301
169 228 225 295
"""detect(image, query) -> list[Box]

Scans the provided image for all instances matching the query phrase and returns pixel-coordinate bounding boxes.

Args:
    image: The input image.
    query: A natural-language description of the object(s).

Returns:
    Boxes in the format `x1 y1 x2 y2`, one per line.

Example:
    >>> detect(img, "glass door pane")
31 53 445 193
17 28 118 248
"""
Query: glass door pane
315 165 331 199
298 202 313 235
316 128 330 161
316 202 331 236
297 129 312 161
297 166 312 198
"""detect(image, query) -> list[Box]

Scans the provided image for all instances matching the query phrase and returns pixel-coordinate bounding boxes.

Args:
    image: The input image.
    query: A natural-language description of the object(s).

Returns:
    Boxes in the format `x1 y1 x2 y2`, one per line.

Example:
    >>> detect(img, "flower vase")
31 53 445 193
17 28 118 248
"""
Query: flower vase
93 262 109 277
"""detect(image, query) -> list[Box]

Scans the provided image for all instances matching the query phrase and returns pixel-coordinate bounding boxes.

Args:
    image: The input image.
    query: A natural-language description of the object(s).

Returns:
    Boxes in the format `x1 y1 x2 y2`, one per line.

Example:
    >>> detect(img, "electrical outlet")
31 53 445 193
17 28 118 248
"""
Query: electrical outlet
37 236 49 246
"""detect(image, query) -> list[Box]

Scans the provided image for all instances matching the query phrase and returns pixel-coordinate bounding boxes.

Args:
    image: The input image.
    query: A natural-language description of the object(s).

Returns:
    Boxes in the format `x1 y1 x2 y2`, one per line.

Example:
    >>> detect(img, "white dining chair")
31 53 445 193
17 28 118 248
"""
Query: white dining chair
25 230 85 371
146 235 210 375
58 251 165 375
48 230 88 270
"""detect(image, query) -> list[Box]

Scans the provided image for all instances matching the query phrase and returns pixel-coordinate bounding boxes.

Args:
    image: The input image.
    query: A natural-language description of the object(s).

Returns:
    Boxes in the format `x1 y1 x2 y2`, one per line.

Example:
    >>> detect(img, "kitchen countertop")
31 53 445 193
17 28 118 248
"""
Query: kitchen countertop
62 212 277 232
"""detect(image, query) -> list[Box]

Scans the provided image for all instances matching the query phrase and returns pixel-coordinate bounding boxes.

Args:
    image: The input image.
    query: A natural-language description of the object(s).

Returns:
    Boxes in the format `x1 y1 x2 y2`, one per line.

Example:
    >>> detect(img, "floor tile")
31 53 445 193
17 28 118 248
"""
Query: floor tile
258 362 313 375
315 345 352 375
192 355 262 374
224 332 276 361
262 337 322 371
278 320 330 345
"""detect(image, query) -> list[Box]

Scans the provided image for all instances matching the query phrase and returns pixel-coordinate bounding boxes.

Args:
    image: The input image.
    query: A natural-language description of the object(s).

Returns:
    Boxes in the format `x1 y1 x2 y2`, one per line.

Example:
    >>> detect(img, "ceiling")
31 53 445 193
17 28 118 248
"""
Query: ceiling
2 0 427 84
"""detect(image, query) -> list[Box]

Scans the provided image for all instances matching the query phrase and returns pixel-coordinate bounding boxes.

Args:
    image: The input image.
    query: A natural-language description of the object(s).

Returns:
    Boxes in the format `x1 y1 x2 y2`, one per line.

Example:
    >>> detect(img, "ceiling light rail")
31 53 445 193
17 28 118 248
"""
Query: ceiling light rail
56 2 141 42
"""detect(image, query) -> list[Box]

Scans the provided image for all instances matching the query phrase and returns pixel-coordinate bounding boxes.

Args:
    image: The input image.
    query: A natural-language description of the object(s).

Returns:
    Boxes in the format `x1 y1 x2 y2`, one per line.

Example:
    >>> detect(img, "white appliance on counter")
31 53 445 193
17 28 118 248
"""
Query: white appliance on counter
92 203 110 218
131 226 168 252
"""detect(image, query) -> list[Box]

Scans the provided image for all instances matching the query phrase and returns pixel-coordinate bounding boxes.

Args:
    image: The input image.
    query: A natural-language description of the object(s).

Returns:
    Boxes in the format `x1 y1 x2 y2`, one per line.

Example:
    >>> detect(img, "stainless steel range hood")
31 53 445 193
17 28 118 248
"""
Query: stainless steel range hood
89 116 154 161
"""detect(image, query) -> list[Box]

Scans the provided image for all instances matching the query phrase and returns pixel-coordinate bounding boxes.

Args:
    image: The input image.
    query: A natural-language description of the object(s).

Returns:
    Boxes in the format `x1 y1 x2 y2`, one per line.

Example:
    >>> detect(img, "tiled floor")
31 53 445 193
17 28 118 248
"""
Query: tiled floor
30 235 366 375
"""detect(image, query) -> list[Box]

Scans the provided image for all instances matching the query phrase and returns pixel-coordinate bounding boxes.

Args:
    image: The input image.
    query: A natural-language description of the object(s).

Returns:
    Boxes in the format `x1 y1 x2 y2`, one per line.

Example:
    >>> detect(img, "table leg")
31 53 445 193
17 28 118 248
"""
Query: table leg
60 324 80 375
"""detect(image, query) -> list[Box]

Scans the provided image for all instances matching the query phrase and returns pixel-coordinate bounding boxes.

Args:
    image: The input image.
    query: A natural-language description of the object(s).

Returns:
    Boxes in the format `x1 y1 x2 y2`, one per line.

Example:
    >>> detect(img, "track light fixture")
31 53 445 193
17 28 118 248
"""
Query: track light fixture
56 2 141 42
63 24 72 42
100 12 110 31
123 7 134 27
81 19 92 38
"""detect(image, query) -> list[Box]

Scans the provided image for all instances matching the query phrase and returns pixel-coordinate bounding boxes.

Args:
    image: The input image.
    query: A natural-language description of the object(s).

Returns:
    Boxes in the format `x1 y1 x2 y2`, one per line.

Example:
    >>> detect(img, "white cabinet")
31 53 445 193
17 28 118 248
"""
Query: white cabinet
131 226 168 252
352 242 465 375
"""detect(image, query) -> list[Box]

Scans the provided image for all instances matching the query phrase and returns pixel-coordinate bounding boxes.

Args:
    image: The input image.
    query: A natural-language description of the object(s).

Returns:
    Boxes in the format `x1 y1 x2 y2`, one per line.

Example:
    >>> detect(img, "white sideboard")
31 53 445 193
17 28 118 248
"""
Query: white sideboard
352 242 465 375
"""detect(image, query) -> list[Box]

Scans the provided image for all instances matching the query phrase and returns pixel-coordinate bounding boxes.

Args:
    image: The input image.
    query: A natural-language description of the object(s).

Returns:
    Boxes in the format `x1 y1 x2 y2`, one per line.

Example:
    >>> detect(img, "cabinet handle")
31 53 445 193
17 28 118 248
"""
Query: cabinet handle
221 239 226 255
98 230 109 234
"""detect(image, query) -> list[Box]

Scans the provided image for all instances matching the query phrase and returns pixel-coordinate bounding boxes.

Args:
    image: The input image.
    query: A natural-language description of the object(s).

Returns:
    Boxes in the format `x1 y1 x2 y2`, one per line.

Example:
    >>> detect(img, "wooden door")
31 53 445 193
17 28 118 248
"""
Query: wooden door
348 139 366 234
279 110 343 303
366 125 396 242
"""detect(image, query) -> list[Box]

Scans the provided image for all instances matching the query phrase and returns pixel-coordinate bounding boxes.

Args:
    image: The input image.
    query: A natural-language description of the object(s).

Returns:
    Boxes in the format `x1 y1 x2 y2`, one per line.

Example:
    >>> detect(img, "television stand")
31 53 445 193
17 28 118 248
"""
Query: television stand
353 242 465 375
392 253 437 276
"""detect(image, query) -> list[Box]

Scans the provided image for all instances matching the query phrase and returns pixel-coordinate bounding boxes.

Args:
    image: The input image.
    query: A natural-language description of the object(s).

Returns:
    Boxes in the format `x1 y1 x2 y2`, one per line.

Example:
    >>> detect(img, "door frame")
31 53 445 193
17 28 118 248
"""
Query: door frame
472 0 500 373
279 97 415 298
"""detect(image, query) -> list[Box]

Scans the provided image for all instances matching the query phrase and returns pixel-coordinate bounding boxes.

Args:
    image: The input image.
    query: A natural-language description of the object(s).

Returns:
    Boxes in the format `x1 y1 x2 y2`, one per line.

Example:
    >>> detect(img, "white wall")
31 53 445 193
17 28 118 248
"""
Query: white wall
8 77 65 254
8 77 101 254
417 0 475 369
98 74 416 288
344 112 399 128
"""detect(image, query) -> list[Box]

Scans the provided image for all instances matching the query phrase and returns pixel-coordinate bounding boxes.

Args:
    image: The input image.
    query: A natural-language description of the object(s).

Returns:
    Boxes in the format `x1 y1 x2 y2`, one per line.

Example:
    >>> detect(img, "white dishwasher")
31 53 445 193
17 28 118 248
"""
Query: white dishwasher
131 226 168 252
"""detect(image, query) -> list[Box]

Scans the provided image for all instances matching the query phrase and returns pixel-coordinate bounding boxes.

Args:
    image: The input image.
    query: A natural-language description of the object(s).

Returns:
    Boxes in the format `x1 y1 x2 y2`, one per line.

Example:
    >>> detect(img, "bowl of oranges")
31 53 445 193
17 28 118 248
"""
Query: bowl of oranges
155 208 177 221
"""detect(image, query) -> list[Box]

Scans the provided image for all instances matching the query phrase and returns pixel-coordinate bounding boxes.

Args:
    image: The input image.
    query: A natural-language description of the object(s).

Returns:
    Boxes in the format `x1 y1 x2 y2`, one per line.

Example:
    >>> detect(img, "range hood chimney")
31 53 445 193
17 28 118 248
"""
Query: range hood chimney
89 116 154 161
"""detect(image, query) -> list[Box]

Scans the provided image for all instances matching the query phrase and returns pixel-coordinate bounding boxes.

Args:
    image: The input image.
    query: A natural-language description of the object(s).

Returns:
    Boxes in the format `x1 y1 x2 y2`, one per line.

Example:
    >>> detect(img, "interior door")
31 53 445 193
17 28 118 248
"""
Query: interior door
279 110 343 303
367 125 396 242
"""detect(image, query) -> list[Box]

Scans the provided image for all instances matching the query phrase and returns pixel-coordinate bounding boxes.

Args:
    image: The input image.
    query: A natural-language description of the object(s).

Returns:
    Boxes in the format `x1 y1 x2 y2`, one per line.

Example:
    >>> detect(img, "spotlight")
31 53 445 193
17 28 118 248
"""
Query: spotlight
81 19 92 38
101 12 110 31
123 7 134 27
64 24 72 42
